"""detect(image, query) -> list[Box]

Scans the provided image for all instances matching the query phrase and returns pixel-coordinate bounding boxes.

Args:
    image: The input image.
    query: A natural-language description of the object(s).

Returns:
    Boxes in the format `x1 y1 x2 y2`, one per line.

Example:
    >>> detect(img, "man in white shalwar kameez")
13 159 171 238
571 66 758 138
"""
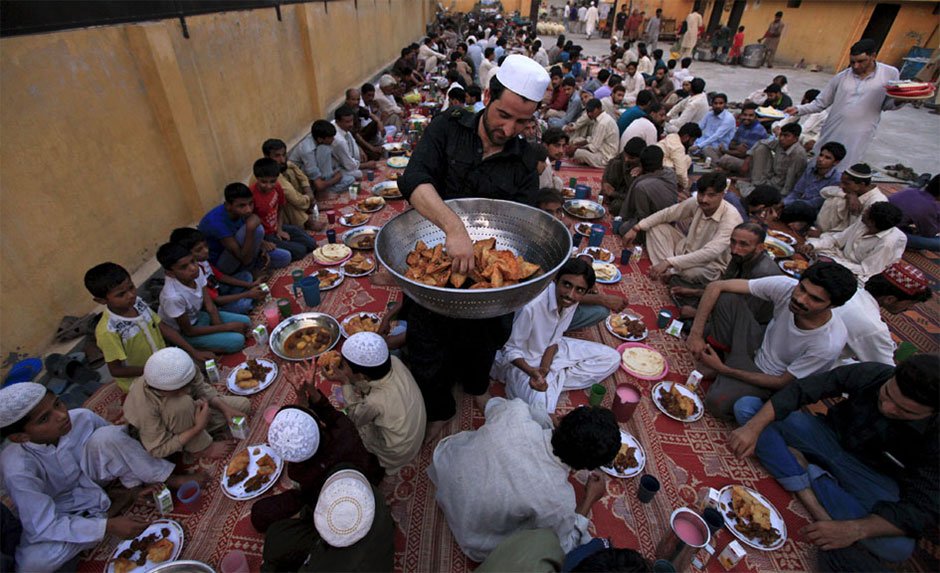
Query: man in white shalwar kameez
585 3 599 40
785 39 903 168
491 259 620 414
0 383 196 572
428 397 619 561
681 10 703 58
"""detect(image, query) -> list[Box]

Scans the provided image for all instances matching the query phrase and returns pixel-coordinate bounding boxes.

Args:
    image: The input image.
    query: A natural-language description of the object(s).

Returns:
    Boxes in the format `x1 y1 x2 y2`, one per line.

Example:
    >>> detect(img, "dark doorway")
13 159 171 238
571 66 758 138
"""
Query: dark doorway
727 0 747 32
861 3 901 51
707 0 726 33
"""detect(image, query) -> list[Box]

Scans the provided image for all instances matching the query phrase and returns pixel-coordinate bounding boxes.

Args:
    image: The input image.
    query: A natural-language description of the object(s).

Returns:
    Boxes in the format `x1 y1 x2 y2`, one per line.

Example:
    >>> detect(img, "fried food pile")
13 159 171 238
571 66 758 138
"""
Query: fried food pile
234 359 271 390
316 269 342 288
404 238 541 289
730 486 780 545
345 313 380 336
610 314 645 338
344 212 370 226
344 253 375 274
612 443 639 473
658 383 698 419
112 527 175 572
226 449 277 493
783 260 809 273
226 449 250 487
319 350 342 376
283 326 333 359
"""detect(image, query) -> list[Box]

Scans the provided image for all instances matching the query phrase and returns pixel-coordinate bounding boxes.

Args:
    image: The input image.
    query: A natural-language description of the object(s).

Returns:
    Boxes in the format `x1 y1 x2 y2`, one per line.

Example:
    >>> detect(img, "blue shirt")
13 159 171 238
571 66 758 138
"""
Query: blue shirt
731 121 769 151
594 85 612 100
494 46 505 61
695 110 736 149
467 44 483 71
785 164 841 209
617 106 646 135
198 204 245 265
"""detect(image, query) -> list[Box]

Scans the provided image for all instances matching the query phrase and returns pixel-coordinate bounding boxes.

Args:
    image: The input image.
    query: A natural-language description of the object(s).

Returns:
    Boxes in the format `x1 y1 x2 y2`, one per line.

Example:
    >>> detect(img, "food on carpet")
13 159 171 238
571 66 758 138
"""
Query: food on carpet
314 244 352 263
343 212 370 226
783 260 809 274
227 450 250 477
612 443 639 473
567 204 599 218
234 359 272 389
316 268 343 288
345 313 380 336
593 262 618 282
621 347 665 377
584 247 613 262
404 238 541 289
730 486 781 545
358 196 385 212
765 243 789 258
767 230 796 245
319 350 342 374
146 538 174 563
658 383 698 419
344 253 375 275
283 326 333 359
610 314 646 338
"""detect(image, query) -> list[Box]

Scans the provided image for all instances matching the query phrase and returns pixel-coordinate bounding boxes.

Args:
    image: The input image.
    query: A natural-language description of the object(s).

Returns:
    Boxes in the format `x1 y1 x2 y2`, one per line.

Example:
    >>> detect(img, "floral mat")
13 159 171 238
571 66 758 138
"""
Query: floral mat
76 163 938 572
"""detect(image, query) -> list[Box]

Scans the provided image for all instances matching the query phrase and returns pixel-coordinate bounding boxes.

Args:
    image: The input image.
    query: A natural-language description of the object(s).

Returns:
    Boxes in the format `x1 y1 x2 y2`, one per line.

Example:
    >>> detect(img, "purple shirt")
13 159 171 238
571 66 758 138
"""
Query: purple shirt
785 164 841 209
594 85 612 100
889 186 940 238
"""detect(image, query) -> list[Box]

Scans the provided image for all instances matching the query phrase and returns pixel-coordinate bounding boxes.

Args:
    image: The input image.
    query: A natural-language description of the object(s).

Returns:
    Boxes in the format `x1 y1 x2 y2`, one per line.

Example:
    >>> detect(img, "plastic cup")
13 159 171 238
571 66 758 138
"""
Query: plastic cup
263 302 280 331
277 298 293 319
588 224 605 247
574 184 590 200
555 159 562 171
300 276 321 307
621 249 631 265
326 229 337 244
327 210 336 224
588 383 606 406
264 405 280 424
637 474 661 503
348 183 359 201
657 309 673 329
568 177 577 187
613 383 641 423
702 507 725 534
220 550 250 573
367 170 375 182
177 480 201 506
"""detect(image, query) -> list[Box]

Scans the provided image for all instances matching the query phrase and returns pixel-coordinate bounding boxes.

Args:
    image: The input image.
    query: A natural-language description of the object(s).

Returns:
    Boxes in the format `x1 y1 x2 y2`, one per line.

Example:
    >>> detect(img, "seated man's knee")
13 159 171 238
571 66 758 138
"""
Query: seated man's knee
704 387 736 420
733 396 764 425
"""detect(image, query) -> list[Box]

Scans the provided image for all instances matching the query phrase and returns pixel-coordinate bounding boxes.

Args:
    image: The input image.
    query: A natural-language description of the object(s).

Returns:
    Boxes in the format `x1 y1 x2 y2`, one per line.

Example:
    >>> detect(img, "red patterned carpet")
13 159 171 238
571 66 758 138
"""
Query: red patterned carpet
76 163 938 572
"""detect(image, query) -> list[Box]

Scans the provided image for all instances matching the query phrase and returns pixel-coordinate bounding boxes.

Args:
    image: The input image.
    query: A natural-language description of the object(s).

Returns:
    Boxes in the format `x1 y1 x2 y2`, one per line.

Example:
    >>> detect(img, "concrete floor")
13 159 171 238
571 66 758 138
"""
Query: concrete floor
543 33 940 177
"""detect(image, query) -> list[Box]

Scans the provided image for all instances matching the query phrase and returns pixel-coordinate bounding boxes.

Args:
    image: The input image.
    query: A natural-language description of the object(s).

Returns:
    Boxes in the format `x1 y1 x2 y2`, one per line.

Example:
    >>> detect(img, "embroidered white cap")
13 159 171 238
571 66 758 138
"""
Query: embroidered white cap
314 469 376 548
341 332 389 368
268 408 320 463
0 382 47 429
144 348 196 391
495 54 551 102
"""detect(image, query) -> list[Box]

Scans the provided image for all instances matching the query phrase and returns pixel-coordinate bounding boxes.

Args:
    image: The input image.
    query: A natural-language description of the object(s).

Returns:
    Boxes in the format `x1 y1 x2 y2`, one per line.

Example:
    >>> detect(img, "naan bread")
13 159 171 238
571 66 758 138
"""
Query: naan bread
621 347 665 376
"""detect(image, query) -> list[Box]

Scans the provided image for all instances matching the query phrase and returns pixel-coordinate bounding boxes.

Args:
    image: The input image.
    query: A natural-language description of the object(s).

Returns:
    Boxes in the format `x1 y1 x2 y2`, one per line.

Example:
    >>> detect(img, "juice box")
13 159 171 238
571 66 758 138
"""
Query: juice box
718 540 746 570
686 370 704 391
153 485 173 514
205 360 221 383
252 325 268 345
229 415 249 440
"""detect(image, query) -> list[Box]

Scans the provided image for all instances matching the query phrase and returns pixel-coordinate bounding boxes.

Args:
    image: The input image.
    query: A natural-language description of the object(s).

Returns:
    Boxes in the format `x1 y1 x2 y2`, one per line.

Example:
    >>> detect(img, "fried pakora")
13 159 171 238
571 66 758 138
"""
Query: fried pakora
730 486 780 545
146 538 175 563
658 384 697 419
404 238 541 290
227 450 250 477
612 443 639 473
345 313 380 336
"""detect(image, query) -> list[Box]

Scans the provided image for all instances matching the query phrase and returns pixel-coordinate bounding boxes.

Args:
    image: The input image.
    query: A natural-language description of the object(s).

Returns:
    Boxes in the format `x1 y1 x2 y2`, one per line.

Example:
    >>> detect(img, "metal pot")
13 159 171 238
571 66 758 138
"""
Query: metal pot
147 561 216 573
742 44 766 68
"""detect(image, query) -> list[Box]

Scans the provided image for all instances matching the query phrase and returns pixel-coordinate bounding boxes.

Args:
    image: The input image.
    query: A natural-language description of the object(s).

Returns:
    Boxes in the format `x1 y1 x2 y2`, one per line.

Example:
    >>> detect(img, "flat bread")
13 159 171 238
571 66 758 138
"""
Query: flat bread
621 347 665 377
315 244 351 262
593 262 618 281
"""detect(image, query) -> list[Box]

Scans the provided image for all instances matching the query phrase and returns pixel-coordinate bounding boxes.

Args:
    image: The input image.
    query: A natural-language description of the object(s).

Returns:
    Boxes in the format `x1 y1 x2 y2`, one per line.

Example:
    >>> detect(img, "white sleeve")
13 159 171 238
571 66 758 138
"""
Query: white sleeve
747 276 798 304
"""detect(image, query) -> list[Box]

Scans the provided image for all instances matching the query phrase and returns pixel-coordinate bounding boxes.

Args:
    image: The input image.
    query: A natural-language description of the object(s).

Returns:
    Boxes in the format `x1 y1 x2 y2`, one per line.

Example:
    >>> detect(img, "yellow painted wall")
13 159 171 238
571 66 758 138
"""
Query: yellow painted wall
0 0 432 360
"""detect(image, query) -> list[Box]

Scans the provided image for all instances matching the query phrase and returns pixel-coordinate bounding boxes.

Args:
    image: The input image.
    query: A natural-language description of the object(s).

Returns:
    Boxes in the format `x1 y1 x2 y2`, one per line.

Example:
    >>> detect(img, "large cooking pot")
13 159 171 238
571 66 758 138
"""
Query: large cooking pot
742 44 766 68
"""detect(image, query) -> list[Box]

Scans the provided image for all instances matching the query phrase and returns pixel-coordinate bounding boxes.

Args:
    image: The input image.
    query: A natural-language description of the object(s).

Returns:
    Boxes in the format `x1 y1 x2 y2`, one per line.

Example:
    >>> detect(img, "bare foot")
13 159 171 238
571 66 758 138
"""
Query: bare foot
166 471 209 489
198 440 235 460
423 420 449 446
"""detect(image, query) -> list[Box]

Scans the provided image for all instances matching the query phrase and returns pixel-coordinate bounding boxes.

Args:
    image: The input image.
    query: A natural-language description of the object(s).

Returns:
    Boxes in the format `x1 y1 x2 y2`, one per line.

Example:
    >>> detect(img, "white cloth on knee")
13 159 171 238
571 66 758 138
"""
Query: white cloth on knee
494 338 621 413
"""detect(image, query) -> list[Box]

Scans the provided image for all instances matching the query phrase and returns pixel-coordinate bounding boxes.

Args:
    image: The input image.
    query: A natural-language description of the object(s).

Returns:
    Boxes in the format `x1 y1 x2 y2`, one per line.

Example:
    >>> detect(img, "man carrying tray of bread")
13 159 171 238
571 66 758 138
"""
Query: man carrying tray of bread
398 55 550 443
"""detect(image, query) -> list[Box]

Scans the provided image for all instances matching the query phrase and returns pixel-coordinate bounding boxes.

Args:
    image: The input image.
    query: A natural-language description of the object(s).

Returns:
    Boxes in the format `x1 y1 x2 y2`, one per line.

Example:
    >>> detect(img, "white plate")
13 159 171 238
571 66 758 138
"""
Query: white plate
106 519 184 573
600 430 646 478
342 256 376 277
766 229 797 245
581 247 615 263
605 312 648 342
371 181 402 199
763 236 794 259
593 262 622 284
574 222 593 236
563 199 606 220
220 444 285 501
718 485 788 551
342 227 380 251
340 312 382 338
778 259 808 278
339 213 371 227
387 156 410 169
226 359 278 396
356 198 386 213
651 382 704 422
315 268 345 291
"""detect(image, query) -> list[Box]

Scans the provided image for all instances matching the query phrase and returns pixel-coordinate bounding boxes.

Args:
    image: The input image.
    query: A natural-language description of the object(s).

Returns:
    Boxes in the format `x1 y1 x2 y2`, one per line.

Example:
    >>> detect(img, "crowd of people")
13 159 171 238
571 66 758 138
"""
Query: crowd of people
1 9 937 573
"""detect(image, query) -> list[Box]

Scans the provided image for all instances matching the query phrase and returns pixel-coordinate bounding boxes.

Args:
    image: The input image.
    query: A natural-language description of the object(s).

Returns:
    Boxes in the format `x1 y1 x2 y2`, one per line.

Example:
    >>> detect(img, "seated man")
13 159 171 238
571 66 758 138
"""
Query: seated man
466 84 485 113
0 383 199 572
771 88 828 150
332 106 377 181
704 103 767 174
783 141 845 213
250 363 384 533
540 128 569 190
259 138 316 231
308 120 356 195
250 158 317 261
756 83 792 130
691 93 735 154
600 84 626 121
124 348 249 460
621 61 646 106
344 87 384 163
730 354 939 567
748 123 807 197
261 467 395 573
621 172 742 287
814 163 887 235
428 399 618 561
563 90 596 141
619 102 664 147
664 77 708 134
156 242 251 355
670 222 783 321
657 122 701 196
835 262 933 365
616 89 654 136
198 183 291 275
326 332 426 471
570 99 620 169
615 145 678 230
602 136 646 215
889 174 940 252
547 78 583 129
491 259 621 414
687 262 856 418
373 75 404 131
535 145 561 191
742 184 784 227
535 192 630 331
800 202 907 284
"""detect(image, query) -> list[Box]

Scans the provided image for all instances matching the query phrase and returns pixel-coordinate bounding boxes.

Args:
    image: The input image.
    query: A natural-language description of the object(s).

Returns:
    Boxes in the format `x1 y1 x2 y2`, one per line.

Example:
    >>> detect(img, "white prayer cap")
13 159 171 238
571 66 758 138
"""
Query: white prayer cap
379 74 397 88
341 332 389 368
496 55 551 102
0 382 46 429
268 407 320 462
314 469 375 547
144 348 196 391
468 35 477 43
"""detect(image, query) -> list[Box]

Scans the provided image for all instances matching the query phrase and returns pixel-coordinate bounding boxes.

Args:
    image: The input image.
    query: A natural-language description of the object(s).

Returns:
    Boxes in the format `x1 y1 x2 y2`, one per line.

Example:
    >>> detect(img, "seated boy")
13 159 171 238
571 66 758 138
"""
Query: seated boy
85 262 213 393
259 138 319 231
123 348 249 460
0 383 201 572
198 182 291 275
250 158 317 262
156 242 251 354
170 227 264 316
490 258 621 414
311 120 356 195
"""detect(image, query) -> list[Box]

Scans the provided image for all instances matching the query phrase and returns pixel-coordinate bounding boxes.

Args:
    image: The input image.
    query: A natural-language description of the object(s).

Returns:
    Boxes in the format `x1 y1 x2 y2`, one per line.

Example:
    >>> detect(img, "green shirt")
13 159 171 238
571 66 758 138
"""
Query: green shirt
94 297 165 392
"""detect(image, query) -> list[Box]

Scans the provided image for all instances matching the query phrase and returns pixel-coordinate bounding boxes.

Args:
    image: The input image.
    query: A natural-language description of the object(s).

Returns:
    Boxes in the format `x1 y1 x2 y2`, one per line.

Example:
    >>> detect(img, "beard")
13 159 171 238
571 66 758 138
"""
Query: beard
481 106 510 146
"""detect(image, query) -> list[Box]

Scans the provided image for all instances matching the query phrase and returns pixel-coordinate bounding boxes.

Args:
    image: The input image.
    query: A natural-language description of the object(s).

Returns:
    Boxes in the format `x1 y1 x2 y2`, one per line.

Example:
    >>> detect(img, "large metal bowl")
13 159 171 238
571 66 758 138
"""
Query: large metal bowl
375 198 573 319
269 312 341 361
148 561 216 573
